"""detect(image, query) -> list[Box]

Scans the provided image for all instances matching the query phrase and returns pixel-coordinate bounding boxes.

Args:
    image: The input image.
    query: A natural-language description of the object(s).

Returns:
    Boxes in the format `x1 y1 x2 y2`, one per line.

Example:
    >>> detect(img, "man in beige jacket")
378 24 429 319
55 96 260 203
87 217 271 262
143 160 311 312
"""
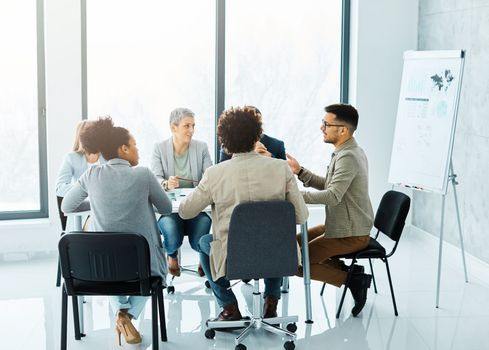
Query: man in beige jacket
287 103 374 317
179 106 308 321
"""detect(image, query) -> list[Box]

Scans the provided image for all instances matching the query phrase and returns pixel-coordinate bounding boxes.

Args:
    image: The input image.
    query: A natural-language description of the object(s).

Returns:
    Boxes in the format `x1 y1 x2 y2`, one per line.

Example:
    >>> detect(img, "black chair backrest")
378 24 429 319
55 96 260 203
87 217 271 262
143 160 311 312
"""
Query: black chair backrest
57 196 67 231
374 190 411 242
58 232 151 295
226 201 298 280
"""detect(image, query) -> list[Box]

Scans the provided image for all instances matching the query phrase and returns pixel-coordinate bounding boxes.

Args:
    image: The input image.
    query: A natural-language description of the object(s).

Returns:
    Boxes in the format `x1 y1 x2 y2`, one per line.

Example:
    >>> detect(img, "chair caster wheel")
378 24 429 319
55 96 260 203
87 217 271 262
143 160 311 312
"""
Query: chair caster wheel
204 329 215 339
235 344 246 350
284 341 295 350
205 280 210 288
167 286 175 294
286 323 297 333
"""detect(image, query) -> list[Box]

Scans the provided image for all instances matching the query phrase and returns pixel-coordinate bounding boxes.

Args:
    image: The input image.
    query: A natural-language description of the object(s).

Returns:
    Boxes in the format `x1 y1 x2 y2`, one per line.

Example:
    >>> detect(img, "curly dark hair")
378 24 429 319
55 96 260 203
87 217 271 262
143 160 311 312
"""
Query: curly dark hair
80 116 131 160
218 106 263 154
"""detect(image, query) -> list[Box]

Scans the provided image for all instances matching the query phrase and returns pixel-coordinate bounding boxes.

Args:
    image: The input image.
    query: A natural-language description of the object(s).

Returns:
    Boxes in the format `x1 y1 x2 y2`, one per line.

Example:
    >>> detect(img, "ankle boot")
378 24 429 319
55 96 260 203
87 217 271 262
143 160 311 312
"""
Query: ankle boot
210 303 242 321
343 264 365 275
263 296 279 318
197 263 205 277
348 273 372 317
167 256 181 277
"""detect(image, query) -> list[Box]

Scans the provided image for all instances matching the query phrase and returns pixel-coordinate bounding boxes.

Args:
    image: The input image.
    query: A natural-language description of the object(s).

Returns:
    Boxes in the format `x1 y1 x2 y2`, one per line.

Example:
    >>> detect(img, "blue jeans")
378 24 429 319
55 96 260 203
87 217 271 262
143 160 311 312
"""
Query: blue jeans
158 213 211 258
198 234 282 308
109 296 147 320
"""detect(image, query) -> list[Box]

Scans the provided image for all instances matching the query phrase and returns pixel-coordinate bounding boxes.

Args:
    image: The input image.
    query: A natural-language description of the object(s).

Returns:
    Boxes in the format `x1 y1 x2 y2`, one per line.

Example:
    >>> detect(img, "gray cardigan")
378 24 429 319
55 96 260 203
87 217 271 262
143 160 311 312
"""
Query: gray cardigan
151 137 212 184
61 158 173 278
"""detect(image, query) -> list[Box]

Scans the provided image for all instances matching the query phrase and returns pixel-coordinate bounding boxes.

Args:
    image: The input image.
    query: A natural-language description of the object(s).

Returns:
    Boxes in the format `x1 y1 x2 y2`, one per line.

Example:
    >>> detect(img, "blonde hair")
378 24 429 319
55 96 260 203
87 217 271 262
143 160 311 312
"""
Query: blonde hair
72 120 90 153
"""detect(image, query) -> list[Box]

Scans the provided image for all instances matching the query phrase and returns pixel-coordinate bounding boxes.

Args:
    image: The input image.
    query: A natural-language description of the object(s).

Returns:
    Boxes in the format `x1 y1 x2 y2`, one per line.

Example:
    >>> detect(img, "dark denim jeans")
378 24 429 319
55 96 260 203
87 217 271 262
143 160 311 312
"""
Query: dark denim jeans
157 212 211 258
198 234 282 308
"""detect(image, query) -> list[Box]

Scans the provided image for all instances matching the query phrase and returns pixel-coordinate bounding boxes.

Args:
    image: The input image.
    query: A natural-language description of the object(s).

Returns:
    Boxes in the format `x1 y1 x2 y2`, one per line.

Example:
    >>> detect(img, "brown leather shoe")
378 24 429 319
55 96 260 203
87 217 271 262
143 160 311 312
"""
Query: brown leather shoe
210 303 242 321
167 256 181 277
263 296 279 318
197 264 205 277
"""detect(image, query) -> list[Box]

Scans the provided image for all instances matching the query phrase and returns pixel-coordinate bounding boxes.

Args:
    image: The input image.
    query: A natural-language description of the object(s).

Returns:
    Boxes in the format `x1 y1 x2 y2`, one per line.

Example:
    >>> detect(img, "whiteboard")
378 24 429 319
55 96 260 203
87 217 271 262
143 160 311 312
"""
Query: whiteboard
388 50 465 194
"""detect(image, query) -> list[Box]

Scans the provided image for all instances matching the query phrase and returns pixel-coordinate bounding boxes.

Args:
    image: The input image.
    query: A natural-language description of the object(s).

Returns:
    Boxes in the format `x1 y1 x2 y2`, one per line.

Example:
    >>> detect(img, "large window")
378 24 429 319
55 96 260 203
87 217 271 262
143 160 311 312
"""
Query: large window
86 0 346 172
86 0 216 167
226 0 342 175
0 0 47 219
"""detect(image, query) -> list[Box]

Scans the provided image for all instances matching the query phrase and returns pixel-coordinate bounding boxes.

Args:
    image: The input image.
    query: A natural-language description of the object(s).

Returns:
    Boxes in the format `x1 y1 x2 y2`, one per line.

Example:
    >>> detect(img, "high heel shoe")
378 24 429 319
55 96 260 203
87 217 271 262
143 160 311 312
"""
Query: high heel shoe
116 311 142 345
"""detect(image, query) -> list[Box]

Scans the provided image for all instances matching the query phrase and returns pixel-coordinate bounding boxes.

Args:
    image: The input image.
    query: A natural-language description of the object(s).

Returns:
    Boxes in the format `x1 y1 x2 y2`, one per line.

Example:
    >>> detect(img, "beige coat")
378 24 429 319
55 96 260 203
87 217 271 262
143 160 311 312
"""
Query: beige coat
299 137 374 238
179 151 309 281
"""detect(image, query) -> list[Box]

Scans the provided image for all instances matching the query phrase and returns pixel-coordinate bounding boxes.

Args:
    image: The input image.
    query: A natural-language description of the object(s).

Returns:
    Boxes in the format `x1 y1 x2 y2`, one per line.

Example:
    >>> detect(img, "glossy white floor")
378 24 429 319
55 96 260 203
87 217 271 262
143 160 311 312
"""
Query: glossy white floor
1 226 488 350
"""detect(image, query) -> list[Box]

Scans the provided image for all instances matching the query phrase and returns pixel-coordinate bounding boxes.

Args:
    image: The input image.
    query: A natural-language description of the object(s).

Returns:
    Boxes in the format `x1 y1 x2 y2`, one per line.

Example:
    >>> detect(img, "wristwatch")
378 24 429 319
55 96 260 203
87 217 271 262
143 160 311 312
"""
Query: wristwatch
297 167 304 177
162 180 169 191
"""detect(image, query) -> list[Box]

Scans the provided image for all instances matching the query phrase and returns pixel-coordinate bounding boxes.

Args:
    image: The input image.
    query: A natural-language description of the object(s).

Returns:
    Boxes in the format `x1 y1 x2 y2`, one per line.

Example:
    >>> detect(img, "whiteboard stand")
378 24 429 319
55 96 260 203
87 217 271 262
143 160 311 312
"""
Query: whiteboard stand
435 161 469 308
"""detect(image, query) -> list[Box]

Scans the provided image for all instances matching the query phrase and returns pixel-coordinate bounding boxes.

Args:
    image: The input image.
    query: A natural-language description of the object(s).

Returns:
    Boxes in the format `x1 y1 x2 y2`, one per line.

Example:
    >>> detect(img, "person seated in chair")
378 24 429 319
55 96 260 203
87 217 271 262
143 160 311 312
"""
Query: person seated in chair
151 107 213 278
219 106 286 162
62 117 172 345
286 103 374 317
56 120 105 231
179 106 308 321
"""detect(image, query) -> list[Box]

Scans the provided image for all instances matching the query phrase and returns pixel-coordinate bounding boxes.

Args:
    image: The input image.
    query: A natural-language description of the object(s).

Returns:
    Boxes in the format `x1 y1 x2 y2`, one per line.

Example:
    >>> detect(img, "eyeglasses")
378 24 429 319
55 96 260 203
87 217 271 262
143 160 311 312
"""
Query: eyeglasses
321 120 345 128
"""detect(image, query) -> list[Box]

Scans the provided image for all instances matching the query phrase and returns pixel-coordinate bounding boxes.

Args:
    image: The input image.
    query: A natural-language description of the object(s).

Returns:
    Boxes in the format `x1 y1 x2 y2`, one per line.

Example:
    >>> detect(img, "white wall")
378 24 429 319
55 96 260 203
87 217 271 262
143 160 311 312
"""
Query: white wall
414 0 489 263
349 0 418 210
0 0 419 255
0 0 82 256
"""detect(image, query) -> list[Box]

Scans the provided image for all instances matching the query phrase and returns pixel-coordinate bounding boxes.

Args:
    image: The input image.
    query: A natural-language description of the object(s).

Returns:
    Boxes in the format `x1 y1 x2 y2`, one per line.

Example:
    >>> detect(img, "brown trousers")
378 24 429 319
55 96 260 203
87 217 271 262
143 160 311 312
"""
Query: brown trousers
297 224 370 287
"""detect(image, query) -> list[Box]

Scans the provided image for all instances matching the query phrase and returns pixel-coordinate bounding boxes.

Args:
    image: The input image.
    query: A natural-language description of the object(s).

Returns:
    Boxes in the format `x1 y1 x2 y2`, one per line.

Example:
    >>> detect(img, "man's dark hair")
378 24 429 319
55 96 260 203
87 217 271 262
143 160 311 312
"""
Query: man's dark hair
80 116 131 160
325 104 359 131
218 106 263 154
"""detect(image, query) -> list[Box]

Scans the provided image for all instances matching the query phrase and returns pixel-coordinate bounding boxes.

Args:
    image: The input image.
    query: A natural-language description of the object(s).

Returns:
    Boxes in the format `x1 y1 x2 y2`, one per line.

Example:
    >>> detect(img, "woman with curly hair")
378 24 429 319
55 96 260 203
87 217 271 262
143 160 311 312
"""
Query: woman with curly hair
62 117 172 345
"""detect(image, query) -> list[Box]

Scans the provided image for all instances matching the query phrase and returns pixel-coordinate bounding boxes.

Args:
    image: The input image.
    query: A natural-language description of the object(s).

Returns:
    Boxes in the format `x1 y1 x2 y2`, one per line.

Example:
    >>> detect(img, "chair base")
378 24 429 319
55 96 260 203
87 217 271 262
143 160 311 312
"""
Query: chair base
205 280 297 349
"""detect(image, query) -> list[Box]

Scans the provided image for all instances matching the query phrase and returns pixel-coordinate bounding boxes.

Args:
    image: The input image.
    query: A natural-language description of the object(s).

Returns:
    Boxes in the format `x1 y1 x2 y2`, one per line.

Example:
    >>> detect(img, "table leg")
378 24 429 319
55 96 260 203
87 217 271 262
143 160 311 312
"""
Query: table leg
301 222 313 323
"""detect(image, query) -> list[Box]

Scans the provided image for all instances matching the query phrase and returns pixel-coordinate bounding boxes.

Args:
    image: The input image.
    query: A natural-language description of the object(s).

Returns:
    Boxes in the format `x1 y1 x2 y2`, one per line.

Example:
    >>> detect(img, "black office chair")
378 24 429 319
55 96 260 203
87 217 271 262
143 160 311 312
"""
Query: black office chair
58 232 167 350
320 190 411 318
204 201 299 350
56 196 67 287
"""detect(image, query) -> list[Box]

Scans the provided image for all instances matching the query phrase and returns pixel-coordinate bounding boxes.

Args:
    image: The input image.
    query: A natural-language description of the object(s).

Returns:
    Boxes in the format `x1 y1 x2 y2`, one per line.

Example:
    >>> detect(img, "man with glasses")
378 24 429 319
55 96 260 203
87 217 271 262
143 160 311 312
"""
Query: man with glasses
286 103 374 317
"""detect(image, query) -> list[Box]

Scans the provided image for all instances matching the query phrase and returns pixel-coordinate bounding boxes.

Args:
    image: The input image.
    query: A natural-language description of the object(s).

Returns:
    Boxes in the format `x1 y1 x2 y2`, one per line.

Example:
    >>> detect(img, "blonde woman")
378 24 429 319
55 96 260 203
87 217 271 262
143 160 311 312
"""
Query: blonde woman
56 120 105 197
55 120 105 232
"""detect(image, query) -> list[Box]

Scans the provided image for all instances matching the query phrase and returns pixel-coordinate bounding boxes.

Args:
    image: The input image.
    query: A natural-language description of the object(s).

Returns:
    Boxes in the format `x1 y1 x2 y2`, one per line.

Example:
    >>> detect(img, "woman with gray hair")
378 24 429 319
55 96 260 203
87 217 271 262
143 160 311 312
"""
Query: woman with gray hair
151 107 212 277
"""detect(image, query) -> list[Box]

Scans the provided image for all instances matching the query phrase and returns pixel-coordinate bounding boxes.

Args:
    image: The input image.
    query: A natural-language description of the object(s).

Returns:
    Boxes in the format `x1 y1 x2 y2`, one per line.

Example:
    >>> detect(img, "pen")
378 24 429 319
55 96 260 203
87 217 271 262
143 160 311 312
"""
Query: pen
176 177 199 184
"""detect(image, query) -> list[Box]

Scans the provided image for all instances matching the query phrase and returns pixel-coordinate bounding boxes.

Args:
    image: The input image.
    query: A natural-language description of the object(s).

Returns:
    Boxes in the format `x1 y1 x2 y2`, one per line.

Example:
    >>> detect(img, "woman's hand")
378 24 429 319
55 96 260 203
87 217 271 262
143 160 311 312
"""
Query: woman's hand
167 176 180 190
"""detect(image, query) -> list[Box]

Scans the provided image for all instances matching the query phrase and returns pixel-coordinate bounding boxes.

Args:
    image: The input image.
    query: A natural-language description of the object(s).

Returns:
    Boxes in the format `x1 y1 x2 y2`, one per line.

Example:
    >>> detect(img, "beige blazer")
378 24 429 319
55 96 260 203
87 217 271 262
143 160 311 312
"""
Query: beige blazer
179 151 309 281
299 137 374 238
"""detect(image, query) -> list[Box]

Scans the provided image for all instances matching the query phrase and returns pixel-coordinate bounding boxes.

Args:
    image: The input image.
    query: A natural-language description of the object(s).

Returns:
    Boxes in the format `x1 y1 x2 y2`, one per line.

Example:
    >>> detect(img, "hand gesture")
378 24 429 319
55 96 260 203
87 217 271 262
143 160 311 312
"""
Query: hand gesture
286 153 301 175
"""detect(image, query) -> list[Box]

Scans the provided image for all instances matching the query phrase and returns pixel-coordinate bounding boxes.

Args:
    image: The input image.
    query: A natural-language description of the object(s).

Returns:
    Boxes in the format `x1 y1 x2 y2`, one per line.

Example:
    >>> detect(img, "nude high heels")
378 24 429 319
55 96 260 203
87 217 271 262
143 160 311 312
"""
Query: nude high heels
116 311 142 345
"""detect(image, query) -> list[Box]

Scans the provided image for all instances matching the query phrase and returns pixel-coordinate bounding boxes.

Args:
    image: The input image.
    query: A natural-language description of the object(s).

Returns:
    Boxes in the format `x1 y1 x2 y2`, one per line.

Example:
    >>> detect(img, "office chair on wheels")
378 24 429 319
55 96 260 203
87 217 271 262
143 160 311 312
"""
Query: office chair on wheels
319 190 411 318
204 201 299 350
58 232 168 350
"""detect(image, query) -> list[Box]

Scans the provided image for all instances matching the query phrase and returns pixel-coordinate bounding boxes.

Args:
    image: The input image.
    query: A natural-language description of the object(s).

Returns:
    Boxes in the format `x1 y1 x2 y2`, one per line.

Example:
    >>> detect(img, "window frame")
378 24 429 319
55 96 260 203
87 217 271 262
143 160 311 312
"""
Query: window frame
80 0 350 162
0 0 48 220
